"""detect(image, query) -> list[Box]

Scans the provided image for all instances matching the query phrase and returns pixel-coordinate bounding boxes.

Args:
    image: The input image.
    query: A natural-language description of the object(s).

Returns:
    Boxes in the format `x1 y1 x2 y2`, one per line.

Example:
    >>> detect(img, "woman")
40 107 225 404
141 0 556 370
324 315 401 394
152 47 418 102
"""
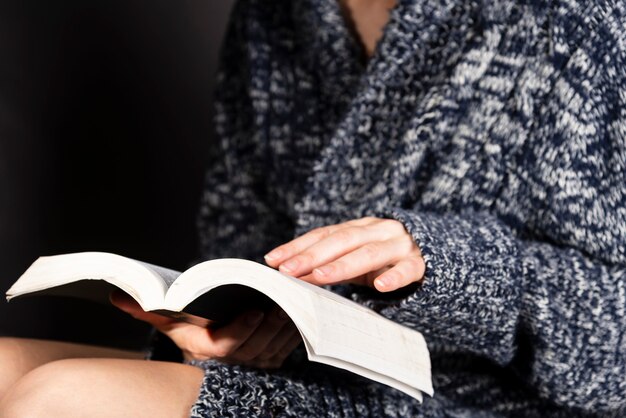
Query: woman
1 0 625 416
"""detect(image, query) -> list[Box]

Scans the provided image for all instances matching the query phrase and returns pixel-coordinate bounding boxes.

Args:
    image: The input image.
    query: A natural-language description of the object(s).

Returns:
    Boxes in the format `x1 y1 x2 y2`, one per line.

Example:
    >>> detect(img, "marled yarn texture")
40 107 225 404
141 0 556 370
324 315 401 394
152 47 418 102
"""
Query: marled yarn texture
192 0 626 416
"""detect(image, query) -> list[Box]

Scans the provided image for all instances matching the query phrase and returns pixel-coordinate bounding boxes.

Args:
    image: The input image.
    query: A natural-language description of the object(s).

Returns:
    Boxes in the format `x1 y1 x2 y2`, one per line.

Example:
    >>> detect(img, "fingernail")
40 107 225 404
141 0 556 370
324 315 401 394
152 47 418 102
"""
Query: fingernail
279 258 299 274
374 276 392 291
313 265 334 277
246 311 264 327
264 250 281 262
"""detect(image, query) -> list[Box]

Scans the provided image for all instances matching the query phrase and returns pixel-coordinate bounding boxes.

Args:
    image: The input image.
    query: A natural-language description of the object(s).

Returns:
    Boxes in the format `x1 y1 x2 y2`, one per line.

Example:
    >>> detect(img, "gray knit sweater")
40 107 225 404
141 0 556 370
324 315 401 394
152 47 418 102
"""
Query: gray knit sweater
189 0 626 416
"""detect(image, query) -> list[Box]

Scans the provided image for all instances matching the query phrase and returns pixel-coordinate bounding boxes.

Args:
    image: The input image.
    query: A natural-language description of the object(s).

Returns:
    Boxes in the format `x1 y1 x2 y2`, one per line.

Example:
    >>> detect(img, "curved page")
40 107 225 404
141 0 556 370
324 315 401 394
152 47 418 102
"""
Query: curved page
6 252 172 310
163 259 432 400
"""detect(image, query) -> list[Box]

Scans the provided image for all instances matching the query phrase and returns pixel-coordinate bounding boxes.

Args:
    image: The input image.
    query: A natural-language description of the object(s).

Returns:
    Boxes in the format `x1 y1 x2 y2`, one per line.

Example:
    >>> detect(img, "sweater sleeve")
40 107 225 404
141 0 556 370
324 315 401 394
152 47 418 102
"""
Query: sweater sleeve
382 209 625 413
373 39 626 413
196 1 292 262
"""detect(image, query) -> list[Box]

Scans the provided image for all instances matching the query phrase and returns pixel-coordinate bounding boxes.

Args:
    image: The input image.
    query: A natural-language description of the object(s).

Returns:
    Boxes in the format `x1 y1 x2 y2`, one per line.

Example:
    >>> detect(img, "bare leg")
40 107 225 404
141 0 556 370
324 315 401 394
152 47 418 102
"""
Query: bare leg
0 337 143 399
0 358 205 418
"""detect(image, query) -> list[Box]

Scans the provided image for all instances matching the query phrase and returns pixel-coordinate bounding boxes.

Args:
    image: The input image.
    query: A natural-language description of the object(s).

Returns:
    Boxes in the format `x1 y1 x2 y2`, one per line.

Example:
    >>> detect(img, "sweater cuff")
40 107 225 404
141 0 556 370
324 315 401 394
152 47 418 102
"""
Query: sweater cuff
377 209 523 365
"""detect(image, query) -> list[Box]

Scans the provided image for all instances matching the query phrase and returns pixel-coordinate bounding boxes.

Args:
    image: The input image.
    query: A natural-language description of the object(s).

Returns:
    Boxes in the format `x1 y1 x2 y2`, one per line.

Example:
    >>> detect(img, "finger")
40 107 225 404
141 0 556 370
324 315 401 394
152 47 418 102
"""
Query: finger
302 264 388 284
264 224 348 268
230 307 291 362
345 265 393 288
263 332 303 369
373 256 425 292
310 236 416 285
276 219 409 277
275 225 388 277
256 323 299 361
110 290 176 329
207 310 265 359
263 218 385 268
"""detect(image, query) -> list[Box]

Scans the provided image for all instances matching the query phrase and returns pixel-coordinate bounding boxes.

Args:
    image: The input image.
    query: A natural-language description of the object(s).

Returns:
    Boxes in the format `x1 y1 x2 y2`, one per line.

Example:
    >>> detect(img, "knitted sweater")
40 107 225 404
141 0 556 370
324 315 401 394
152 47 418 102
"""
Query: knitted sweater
189 0 626 416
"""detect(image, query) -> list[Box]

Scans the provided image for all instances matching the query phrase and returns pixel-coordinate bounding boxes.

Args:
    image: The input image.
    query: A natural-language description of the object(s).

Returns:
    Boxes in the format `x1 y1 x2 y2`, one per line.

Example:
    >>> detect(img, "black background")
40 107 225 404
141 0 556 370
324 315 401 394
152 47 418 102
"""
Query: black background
0 0 234 349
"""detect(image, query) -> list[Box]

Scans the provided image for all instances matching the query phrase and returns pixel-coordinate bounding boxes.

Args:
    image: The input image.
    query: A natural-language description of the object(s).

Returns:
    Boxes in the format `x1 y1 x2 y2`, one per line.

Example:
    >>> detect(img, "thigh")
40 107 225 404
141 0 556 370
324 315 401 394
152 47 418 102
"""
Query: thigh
0 337 143 398
0 358 205 418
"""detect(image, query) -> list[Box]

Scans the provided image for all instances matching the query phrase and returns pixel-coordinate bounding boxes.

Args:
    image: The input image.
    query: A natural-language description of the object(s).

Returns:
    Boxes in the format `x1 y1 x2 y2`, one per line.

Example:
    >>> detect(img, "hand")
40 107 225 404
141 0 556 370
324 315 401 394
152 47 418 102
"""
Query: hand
110 290 301 368
264 217 424 292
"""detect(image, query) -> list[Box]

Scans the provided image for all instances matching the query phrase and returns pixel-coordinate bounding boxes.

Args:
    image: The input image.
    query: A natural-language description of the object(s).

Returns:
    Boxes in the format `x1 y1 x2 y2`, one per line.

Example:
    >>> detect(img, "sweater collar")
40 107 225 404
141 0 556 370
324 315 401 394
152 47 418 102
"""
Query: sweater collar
294 0 509 233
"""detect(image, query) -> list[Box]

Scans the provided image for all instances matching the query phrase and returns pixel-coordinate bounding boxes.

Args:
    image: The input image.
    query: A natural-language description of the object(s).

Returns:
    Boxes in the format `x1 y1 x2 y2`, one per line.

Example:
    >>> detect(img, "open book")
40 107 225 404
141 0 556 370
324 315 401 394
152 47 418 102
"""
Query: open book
6 252 433 401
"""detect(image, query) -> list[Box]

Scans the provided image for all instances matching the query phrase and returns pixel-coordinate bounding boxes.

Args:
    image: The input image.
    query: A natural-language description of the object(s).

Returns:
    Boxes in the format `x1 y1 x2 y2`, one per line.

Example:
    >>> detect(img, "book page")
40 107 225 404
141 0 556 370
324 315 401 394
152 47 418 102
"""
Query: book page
311 293 433 396
136 261 181 288
231 273 433 395
305 351 424 402
6 252 170 311
163 259 432 399
164 259 320 341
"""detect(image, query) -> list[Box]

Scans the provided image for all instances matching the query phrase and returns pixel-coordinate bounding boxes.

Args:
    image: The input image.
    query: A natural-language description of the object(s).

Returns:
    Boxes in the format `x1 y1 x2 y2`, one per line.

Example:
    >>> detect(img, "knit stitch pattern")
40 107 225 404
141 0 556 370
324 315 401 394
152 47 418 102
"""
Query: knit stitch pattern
192 0 626 416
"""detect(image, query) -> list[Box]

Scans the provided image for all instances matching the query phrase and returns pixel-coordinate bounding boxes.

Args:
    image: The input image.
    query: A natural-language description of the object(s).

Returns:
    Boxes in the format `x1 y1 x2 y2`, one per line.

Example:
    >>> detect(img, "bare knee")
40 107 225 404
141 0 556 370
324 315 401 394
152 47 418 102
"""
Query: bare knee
0 337 143 401
0 357 204 418
0 337 36 399
0 358 101 418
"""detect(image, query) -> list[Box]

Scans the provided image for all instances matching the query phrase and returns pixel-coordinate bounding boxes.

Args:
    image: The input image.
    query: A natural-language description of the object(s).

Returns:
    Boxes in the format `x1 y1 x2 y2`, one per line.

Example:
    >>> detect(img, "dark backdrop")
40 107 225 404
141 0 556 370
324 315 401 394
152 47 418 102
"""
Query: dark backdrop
0 0 234 349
